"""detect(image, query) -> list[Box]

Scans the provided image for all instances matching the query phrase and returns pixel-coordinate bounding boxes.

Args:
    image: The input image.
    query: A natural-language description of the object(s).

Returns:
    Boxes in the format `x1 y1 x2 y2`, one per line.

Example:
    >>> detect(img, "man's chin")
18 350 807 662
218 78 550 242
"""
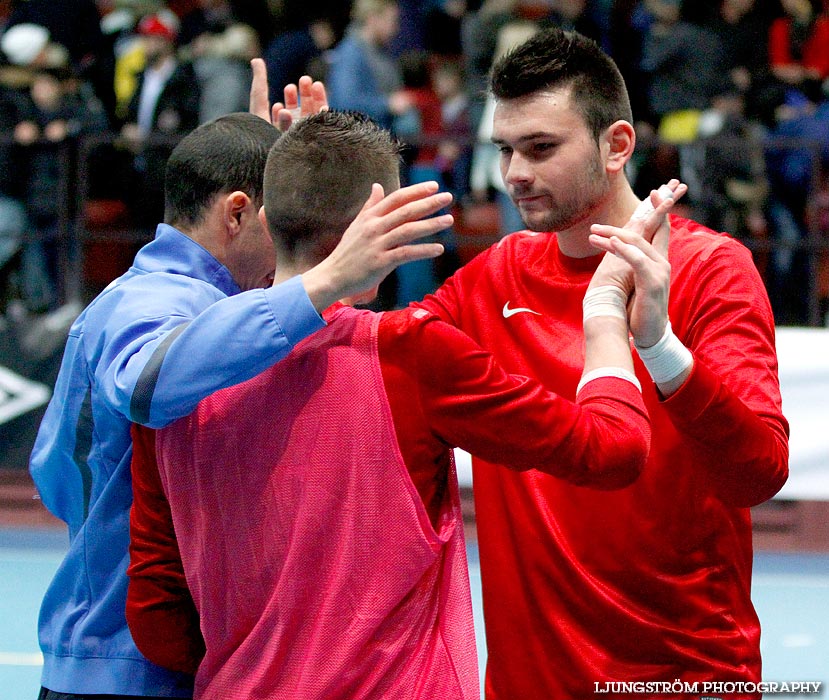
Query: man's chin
518 210 551 233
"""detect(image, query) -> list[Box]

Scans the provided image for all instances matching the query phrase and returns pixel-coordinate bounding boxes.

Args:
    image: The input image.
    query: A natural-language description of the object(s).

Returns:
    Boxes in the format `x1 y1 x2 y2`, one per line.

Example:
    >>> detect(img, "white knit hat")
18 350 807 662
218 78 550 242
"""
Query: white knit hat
1 23 51 66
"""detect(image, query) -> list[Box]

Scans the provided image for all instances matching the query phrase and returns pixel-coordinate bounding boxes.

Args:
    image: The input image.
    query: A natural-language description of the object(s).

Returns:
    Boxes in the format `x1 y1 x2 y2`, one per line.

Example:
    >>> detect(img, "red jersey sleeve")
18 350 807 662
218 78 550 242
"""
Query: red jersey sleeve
127 423 205 675
379 309 651 490
665 230 789 507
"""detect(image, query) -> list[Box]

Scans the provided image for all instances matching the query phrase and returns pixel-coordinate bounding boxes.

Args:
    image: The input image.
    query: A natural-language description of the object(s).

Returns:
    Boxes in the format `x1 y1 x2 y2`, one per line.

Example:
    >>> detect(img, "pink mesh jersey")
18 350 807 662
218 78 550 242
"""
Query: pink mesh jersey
155 305 479 699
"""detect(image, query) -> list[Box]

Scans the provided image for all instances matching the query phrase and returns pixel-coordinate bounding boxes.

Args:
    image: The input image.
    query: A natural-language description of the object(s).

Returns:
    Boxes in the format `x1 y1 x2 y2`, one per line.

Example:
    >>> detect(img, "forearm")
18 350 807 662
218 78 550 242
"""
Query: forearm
394 314 649 489
661 358 789 506
127 425 205 675
108 276 323 427
583 315 634 376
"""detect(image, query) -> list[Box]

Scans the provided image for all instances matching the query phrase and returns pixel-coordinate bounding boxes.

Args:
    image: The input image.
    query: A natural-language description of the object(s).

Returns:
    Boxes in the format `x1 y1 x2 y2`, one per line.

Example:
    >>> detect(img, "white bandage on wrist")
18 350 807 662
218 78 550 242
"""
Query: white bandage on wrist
577 367 642 395
633 321 693 384
583 285 628 322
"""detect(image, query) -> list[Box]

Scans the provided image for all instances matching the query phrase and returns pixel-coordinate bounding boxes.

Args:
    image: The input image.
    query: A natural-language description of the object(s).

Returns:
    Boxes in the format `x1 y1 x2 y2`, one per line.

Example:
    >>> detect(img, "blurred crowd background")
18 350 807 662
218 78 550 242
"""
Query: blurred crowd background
1 0 829 326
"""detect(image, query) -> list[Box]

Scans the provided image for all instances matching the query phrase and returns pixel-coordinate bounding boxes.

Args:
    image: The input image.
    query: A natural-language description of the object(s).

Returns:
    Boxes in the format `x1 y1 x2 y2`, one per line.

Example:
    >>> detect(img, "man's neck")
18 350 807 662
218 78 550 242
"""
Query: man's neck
272 261 305 288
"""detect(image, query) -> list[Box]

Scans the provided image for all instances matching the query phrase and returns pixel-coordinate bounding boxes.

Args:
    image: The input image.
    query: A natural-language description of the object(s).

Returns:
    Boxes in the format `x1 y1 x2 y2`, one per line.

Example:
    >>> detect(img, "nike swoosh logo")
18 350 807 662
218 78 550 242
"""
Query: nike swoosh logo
502 302 541 319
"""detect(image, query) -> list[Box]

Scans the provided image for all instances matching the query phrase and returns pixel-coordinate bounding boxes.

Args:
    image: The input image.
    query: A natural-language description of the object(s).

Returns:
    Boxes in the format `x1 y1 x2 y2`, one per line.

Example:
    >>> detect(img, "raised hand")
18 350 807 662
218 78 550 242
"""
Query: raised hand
249 59 328 131
300 181 453 311
588 182 686 348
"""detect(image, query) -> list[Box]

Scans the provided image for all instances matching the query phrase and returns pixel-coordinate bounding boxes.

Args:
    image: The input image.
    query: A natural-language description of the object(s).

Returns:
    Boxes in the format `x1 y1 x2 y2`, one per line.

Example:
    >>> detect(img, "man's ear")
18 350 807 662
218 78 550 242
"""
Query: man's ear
223 191 252 239
257 205 270 237
603 120 636 175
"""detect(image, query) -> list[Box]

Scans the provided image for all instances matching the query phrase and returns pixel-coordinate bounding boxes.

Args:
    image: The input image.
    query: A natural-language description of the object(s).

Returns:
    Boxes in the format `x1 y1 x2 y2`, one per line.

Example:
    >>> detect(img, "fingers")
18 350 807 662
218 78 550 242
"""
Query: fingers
297 76 317 116
372 194 454 246
311 80 328 113
606 236 651 268
629 179 687 227
589 227 662 265
249 58 271 123
274 104 292 132
368 180 444 217
594 192 677 249
358 183 386 213
343 183 453 257
385 242 445 266
382 212 455 251
272 77 329 131
283 82 299 112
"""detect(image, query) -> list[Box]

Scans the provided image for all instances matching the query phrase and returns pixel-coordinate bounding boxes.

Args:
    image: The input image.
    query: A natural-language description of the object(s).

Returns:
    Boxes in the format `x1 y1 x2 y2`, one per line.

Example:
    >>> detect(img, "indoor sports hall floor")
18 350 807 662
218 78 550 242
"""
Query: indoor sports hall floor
1 527 827 700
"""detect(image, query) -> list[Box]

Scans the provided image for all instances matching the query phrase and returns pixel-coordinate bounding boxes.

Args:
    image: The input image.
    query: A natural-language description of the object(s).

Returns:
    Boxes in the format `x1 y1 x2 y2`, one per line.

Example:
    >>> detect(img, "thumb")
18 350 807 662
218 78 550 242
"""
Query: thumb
360 183 385 212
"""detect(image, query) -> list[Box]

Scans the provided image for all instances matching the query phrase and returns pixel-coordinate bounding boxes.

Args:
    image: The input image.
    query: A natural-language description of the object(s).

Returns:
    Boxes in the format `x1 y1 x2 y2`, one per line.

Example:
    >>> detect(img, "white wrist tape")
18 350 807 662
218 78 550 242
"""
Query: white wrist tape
577 367 642 395
631 184 674 220
633 321 693 384
583 285 627 322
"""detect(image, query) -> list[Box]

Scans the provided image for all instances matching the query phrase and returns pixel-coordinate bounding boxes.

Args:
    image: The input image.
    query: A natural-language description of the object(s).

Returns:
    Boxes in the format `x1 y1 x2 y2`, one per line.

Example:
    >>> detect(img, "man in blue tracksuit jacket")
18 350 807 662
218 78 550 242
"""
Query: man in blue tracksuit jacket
29 112 451 699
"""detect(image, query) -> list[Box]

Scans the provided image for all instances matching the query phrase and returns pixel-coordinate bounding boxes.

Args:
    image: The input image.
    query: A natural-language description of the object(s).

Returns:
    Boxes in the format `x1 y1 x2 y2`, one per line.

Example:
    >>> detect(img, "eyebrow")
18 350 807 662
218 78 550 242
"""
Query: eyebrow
491 131 558 147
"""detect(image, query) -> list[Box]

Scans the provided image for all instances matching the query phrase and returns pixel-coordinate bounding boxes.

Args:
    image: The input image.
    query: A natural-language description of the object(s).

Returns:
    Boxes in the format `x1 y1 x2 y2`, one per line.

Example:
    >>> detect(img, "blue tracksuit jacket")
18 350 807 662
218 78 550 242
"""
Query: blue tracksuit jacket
29 224 324 695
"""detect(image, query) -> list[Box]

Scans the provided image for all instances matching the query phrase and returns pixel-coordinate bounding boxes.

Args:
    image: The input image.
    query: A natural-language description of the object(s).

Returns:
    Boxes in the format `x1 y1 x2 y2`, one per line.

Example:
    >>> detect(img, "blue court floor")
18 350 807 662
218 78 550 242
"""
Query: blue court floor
1 527 827 700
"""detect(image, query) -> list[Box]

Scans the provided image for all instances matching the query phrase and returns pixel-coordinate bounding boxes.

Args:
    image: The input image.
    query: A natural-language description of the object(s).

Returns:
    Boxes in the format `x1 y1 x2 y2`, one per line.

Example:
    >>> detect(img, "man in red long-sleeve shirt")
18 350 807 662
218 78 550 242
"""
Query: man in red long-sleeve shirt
410 27 788 700
126 110 680 699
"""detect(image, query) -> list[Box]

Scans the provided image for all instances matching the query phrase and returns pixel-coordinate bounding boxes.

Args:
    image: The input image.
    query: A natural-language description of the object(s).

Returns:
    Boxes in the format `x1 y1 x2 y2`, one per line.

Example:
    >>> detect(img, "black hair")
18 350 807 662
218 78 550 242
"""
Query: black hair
490 27 633 142
164 112 279 228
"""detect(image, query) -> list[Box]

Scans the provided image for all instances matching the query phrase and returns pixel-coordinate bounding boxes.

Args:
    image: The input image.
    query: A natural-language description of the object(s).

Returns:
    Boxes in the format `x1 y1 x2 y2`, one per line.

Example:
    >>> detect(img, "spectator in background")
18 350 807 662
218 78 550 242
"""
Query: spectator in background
608 0 652 129
756 0 829 323
1 22 104 312
393 50 453 304
13 65 107 311
637 0 728 143
423 0 466 56
433 58 472 204
263 15 337 104
692 91 771 275
121 11 200 229
4 0 115 124
469 20 538 236
705 0 775 126
0 80 27 313
327 0 411 131
768 0 829 109
461 0 521 128
177 0 263 123
544 0 603 43
764 91 829 323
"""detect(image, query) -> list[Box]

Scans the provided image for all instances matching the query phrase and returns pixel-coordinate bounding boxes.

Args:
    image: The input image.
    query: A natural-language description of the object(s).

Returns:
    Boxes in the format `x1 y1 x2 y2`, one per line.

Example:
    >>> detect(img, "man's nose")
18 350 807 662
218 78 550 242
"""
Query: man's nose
502 151 533 185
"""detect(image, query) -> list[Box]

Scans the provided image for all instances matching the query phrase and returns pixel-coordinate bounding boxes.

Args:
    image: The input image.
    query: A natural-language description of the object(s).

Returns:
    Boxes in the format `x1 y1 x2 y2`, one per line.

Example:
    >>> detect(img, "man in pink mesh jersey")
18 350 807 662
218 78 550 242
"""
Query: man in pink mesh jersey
128 109 680 699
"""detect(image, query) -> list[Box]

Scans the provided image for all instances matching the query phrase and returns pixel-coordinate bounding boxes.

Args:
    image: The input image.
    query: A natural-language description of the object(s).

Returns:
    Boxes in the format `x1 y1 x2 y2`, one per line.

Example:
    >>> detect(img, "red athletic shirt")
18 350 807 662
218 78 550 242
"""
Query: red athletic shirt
414 218 789 699
128 305 650 676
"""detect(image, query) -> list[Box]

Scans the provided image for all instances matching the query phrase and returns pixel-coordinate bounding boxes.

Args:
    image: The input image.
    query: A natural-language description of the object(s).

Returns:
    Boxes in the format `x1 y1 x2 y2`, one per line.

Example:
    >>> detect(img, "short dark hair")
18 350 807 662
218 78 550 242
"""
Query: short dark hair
263 110 401 261
164 113 279 228
490 27 633 142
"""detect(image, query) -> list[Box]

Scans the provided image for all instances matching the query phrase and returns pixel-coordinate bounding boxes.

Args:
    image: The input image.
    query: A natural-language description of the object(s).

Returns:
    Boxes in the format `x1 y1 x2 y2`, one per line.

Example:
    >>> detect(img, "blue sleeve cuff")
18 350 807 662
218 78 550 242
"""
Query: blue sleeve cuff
263 275 326 347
